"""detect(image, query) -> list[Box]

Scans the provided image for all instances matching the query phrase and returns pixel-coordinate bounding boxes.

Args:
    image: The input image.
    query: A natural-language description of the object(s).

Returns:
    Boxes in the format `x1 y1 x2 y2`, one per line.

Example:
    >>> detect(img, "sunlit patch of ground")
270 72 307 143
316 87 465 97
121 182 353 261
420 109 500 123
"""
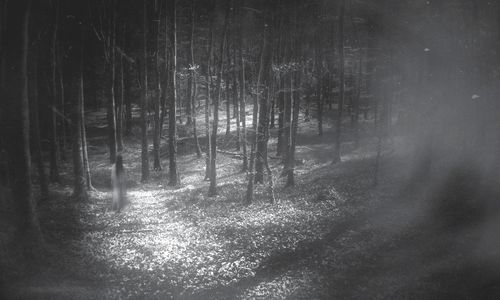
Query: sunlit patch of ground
78 145 355 297
4 106 409 299
48 107 389 298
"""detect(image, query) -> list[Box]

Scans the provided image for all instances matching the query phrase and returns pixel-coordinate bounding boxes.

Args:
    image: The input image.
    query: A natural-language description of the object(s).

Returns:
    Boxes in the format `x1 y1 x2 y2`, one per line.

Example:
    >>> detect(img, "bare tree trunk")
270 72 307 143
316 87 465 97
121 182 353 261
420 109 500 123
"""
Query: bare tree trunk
168 0 179 186
255 65 271 183
140 0 150 182
270 84 276 127
4 0 43 251
57 46 67 162
225 40 231 136
276 76 284 156
72 86 87 201
72 23 88 202
225 74 231 136
124 60 132 136
204 4 214 180
353 52 362 147
160 0 169 140
282 73 291 166
107 0 117 164
233 37 240 151
124 24 132 136
245 64 260 203
275 7 285 155
245 23 269 204
255 16 275 184
0 0 5 91
153 5 162 170
315 47 323 136
239 0 248 171
373 123 382 186
286 73 300 187
117 50 124 150
264 147 275 204
204 70 212 179
80 60 93 191
232 5 239 134
116 25 125 151
30 48 49 202
285 0 300 186
350 12 361 147
333 0 346 163
189 0 202 157
256 1 277 186
208 0 230 196
49 1 60 182
185 7 192 129
304 65 311 122
57 44 67 153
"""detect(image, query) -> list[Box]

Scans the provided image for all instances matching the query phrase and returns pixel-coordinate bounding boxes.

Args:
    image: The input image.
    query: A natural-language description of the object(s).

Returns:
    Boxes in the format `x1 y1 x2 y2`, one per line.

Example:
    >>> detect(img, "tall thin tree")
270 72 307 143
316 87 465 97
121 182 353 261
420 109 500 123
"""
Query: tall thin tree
116 24 125 151
107 0 118 163
239 0 248 171
153 3 162 170
168 0 179 186
204 1 215 180
189 0 202 157
233 20 241 151
140 0 150 182
80 39 93 191
245 21 269 204
333 0 346 163
49 0 60 182
208 0 230 196
4 0 43 250
285 0 301 187
30 47 49 202
72 20 89 202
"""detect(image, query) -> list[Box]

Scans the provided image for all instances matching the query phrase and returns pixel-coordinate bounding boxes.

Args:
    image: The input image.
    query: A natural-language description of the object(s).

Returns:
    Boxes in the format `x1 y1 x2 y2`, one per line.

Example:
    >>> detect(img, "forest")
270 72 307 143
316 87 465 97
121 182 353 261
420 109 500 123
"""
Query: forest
1 0 500 298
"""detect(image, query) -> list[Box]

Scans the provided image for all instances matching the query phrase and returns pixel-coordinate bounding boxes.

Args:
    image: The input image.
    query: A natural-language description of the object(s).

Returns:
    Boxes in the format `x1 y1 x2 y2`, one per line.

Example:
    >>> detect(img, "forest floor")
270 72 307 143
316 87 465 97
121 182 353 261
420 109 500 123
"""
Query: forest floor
2 107 500 299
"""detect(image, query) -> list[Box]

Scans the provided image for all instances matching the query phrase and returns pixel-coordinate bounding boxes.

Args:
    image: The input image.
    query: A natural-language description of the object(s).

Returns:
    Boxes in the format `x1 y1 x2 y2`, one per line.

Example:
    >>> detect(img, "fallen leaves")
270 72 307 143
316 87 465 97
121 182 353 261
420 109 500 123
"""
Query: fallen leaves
75 156 346 298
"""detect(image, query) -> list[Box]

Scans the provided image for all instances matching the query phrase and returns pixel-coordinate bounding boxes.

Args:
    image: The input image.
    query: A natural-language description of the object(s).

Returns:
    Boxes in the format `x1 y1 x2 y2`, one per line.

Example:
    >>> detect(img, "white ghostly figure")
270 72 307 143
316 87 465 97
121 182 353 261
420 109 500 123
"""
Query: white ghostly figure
111 154 127 211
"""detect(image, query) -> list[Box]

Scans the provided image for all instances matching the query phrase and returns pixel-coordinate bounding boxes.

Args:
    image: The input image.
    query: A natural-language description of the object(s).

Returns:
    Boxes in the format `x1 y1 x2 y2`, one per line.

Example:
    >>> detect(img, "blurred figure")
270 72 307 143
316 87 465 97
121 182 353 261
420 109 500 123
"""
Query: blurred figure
111 154 127 211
